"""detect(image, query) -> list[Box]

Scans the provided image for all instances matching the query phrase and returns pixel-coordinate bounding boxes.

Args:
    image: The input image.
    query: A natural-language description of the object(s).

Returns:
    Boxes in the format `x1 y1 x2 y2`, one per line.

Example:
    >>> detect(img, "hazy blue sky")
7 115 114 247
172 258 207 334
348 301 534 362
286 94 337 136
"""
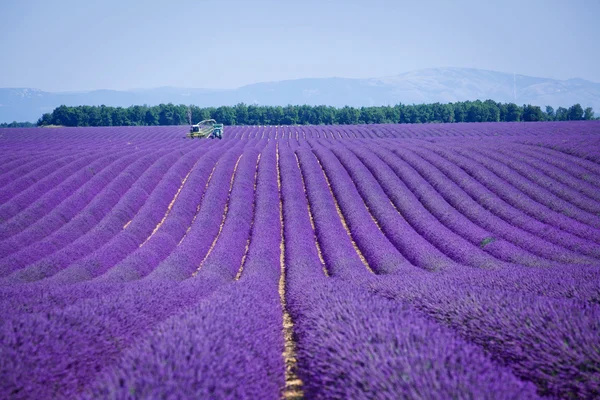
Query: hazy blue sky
1 0 598 91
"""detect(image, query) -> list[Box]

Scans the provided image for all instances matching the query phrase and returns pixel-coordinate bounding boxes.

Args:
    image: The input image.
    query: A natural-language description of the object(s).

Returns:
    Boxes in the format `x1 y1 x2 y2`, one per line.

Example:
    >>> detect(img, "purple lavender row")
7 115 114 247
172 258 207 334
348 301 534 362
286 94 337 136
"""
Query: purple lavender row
0 146 198 313
0 151 167 280
364 140 595 267
0 149 128 229
505 144 600 198
0 139 232 305
430 262 600 303
498 144 600 203
37 144 214 284
277 141 538 398
237 140 281 286
146 139 250 281
376 140 597 264
191 146 261 282
292 278 540 399
335 139 508 269
344 140 532 268
278 142 327 285
0 152 83 204
0 272 221 398
0 140 273 399
0 153 32 173
84 281 285 399
87 142 284 399
295 147 371 279
0 145 119 205
0 145 199 287
519 134 600 163
459 145 600 228
405 141 600 257
0 153 78 187
308 141 413 274
0 147 163 258
373 274 600 399
0 150 141 239
326 142 457 271
446 143 600 240
0 126 190 141
516 141 600 186
98 140 245 283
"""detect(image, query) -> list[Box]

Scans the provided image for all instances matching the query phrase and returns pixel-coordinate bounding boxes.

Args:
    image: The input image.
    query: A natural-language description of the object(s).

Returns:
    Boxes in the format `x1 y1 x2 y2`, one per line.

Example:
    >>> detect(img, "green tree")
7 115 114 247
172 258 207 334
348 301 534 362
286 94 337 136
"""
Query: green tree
522 105 544 122
545 106 555 121
505 103 522 122
568 104 584 120
234 103 249 125
144 108 159 125
584 107 594 120
555 107 568 121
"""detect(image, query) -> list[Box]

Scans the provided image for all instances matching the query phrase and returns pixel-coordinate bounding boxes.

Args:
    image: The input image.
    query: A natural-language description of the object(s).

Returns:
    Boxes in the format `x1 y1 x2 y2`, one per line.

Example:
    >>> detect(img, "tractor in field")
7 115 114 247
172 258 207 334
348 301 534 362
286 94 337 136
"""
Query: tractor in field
187 119 223 139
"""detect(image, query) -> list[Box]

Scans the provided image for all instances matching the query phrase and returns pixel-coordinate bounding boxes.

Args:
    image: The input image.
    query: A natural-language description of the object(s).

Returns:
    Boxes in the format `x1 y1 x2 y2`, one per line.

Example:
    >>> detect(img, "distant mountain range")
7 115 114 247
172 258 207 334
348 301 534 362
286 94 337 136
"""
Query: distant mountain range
1 68 599 123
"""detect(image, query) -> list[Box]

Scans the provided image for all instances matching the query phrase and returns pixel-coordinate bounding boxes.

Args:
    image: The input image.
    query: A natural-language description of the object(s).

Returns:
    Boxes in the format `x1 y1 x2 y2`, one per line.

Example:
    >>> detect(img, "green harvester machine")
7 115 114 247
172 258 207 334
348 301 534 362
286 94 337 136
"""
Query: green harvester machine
187 119 223 139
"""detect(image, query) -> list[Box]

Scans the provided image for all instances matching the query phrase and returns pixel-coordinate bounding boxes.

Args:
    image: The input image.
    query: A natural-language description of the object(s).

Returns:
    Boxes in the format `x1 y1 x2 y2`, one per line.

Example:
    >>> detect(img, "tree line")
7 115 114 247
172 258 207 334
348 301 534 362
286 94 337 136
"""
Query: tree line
0 121 36 128
36 101 597 127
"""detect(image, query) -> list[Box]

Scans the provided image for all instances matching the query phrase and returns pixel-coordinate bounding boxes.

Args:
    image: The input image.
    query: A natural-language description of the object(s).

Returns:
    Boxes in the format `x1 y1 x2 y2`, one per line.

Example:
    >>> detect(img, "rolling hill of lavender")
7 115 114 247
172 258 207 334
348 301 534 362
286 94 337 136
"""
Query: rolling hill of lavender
1 121 599 399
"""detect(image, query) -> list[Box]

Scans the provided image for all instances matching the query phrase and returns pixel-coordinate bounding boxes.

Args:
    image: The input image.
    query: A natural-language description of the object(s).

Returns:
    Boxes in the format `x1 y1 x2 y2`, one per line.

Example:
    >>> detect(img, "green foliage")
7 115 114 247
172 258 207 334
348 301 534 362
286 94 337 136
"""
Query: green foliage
568 104 584 121
555 107 569 121
583 107 594 120
36 101 596 127
522 104 545 121
0 121 36 128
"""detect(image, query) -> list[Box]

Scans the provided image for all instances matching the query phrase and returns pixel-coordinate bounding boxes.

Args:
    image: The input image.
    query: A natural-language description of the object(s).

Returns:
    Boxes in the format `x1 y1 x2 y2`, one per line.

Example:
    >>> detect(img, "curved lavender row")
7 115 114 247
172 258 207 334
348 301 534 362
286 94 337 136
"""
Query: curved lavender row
237 140 281 286
296 147 371 279
146 140 249 281
278 142 327 283
327 143 457 271
0 154 33 174
0 148 160 260
0 148 114 205
376 140 596 264
85 281 285 400
516 142 600 187
0 150 129 231
404 141 600 258
279 140 540 398
520 135 600 163
0 153 84 202
0 146 197 285
451 145 600 239
194 147 260 282
309 141 413 274
433 263 600 304
0 140 274 399
0 153 167 280
39 145 211 284
98 140 244 283
373 276 600 398
86 143 284 399
338 140 509 269
463 145 600 225
0 138 231 314
291 278 540 399
0 275 233 398
0 153 76 187
365 141 591 267
499 145 600 202
0 150 140 240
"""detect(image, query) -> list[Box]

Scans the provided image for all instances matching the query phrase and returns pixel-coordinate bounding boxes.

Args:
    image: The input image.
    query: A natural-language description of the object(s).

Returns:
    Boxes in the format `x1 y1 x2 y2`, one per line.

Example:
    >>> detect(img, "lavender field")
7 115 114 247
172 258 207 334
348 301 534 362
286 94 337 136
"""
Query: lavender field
0 121 599 399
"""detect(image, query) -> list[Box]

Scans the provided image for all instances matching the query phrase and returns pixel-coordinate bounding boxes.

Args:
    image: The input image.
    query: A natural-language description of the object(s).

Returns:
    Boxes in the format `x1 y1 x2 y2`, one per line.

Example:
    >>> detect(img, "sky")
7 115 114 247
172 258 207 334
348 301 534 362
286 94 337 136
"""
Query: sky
1 0 599 91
